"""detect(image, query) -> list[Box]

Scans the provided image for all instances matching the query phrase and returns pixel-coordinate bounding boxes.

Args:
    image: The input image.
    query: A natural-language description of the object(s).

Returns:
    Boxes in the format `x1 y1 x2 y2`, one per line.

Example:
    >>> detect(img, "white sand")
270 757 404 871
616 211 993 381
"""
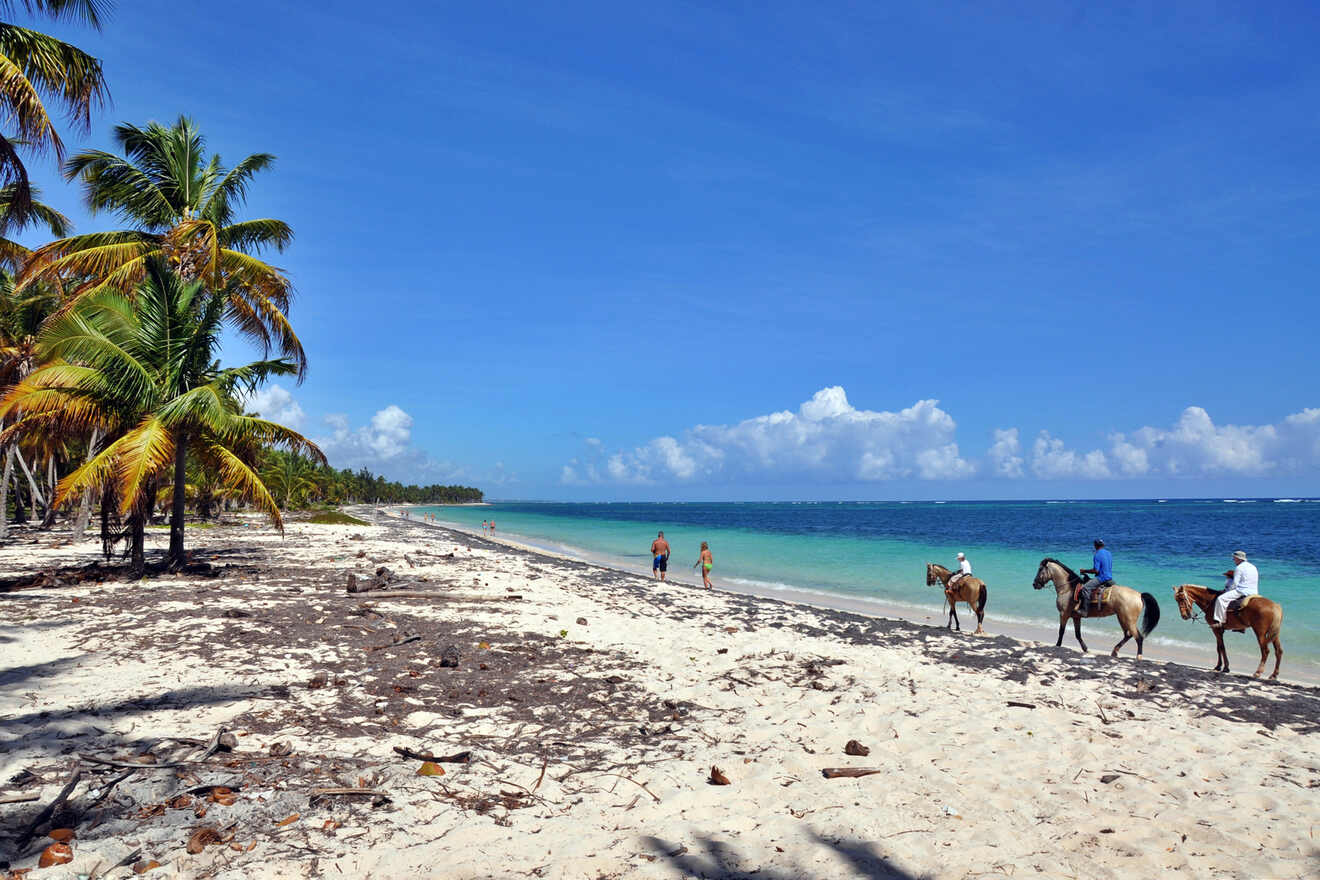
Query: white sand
1 511 1317 879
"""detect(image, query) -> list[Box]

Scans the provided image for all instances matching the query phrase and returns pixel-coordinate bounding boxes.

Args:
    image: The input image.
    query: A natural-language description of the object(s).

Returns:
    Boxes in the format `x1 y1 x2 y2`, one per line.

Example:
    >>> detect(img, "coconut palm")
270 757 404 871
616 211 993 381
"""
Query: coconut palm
1 257 321 573
0 1 109 230
17 116 305 374
261 448 319 510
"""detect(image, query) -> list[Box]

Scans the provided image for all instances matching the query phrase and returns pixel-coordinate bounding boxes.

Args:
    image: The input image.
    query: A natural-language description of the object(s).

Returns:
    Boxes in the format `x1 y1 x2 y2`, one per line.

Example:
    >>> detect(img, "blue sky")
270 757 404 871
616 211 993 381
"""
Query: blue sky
21 1 1320 499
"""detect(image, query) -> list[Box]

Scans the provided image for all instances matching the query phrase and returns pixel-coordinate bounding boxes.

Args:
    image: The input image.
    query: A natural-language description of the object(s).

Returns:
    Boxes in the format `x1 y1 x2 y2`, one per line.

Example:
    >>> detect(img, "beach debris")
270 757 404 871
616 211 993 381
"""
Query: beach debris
821 767 885 779
168 795 193 809
222 608 253 618
1100 774 1121 784
308 787 390 806
269 741 293 757
186 826 225 854
133 859 163 873
0 791 40 804
844 740 871 757
276 813 301 827
392 746 472 764
209 787 238 806
716 648 728 654
576 617 588 626
308 671 329 689
38 842 74 867
47 827 75 843
709 766 731 785
1007 701 1037 709
440 645 461 668
416 761 446 777
942 805 963 819
17 766 80 850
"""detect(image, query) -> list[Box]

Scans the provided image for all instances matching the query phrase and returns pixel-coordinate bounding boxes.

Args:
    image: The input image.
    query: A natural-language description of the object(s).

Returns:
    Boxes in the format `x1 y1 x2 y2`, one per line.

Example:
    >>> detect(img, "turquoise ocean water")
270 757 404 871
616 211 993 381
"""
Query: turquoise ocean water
409 500 1320 680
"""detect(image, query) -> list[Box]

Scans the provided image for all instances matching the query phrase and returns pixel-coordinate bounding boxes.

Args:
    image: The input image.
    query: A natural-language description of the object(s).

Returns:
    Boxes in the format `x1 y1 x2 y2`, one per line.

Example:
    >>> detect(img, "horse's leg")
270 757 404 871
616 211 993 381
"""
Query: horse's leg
1072 615 1088 653
1056 614 1068 647
1215 628 1228 673
1270 635 1282 680
1112 603 1135 658
973 591 985 635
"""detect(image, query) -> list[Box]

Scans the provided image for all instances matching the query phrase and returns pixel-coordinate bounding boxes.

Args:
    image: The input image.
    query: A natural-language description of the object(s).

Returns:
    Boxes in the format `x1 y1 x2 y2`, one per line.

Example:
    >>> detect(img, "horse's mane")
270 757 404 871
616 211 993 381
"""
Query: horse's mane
1039 557 1081 585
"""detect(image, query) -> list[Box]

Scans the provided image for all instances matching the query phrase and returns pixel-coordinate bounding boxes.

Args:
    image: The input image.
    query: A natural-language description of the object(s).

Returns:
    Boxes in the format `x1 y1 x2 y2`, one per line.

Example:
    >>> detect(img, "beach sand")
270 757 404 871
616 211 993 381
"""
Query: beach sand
2 510 1317 879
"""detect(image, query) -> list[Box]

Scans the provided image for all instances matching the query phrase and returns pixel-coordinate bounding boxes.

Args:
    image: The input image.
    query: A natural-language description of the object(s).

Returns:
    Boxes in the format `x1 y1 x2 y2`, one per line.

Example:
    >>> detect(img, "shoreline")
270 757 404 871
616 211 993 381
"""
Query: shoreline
404 509 1320 686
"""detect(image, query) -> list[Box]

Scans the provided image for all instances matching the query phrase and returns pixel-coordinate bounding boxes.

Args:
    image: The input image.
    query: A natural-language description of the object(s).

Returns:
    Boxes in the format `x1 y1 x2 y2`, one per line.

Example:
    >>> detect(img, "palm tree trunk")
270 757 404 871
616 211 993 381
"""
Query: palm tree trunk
40 456 58 528
72 429 101 541
0 445 13 539
168 431 187 567
129 511 145 576
14 448 45 518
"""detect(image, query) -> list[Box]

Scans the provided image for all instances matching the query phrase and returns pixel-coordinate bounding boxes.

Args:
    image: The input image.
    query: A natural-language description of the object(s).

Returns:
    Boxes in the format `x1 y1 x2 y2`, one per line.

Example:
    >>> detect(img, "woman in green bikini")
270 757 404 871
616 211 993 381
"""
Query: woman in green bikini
693 541 714 589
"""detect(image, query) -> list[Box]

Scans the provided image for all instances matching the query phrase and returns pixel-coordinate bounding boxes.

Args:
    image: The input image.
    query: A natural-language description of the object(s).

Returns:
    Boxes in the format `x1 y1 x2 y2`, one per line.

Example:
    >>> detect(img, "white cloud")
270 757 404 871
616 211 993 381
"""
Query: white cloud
563 395 1320 485
1023 406 1320 479
986 428 1024 478
564 386 974 484
243 384 305 430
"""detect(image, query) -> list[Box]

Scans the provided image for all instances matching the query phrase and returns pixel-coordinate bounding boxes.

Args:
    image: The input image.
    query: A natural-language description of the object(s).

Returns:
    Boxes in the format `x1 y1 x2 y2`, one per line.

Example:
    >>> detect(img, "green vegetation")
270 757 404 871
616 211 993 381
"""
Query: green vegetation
0 13 479 568
306 511 368 526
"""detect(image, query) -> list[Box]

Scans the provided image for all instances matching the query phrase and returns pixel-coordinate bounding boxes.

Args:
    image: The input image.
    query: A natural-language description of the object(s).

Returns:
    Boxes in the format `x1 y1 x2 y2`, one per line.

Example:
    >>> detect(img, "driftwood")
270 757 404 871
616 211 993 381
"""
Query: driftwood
17 767 80 849
1006 701 1037 709
392 746 471 764
308 787 389 803
821 767 886 779
80 754 191 770
0 791 40 804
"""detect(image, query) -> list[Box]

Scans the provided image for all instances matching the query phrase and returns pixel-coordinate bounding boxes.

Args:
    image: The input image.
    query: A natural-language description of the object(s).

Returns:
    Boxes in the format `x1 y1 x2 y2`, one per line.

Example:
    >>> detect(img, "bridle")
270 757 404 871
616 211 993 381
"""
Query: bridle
1175 585 1202 621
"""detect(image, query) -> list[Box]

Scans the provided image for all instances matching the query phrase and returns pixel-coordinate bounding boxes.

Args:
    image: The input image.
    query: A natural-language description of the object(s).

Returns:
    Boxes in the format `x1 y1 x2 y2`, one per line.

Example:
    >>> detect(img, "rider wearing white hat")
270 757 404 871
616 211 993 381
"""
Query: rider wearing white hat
951 552 972 586
1215 550 1258 627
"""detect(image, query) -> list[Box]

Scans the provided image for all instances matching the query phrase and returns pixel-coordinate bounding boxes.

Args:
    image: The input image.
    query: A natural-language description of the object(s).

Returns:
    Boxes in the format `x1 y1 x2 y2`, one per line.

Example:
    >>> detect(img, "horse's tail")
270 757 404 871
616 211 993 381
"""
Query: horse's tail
977 582 988 614
1139 592 1161 637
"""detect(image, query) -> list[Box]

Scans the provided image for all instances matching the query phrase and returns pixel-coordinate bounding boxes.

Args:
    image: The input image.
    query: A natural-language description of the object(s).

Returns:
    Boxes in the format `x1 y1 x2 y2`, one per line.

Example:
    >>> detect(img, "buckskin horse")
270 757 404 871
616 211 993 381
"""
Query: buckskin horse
1172 583 1283 679
1032 558 1160 659
925 562 988 634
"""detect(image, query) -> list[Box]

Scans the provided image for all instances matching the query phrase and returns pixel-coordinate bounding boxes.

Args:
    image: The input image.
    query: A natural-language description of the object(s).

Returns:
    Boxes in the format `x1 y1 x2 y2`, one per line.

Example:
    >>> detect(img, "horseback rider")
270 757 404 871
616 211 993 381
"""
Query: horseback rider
949 552 971 587
1214 550 1258 628
1076 539 1113 616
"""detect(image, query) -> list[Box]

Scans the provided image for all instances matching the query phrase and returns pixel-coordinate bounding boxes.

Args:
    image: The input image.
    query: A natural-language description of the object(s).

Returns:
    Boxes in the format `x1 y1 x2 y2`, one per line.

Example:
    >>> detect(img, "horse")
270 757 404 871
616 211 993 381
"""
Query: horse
1032 558 1160 659
1172 584 1283 679
925 563 988 634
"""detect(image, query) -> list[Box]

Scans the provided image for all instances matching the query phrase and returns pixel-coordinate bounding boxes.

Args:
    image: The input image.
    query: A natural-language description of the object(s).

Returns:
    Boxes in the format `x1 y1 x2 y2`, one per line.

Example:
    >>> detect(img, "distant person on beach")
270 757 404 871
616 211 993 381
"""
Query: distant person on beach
950 552 971 586
1076 539 1113 615
1214 550 1259 627
489 520 495 535
482 520 488 533
650 531 671 580
693 541 714 589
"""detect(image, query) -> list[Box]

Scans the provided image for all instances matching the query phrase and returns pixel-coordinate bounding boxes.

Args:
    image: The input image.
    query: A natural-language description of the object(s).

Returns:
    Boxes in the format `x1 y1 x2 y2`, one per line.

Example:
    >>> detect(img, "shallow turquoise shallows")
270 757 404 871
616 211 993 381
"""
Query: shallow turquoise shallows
408 500 1320 678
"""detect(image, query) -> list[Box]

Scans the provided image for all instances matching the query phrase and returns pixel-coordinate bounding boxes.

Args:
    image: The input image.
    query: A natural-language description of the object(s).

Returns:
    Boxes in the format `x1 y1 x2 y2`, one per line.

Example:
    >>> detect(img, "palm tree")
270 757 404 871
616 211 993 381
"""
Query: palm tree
0 1 109 230
17 116 306 375
0 185 72 538
261 448 318 510
1 257 321 573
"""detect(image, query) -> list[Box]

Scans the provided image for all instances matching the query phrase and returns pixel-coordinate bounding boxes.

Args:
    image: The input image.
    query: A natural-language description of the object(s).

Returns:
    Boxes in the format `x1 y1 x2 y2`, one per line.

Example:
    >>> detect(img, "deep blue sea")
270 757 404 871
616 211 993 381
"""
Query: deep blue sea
410 499 1320 679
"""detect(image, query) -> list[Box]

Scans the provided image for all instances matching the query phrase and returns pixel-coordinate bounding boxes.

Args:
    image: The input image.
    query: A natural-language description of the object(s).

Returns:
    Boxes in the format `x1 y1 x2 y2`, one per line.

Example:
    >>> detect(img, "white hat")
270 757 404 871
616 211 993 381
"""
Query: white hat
956 552 965 559
1233 550 1247 560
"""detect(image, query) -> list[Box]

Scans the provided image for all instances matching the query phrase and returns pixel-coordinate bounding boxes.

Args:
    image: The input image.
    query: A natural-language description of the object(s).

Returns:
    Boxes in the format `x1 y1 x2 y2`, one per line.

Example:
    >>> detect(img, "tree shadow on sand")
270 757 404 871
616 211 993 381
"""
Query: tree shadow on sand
641 833 927 880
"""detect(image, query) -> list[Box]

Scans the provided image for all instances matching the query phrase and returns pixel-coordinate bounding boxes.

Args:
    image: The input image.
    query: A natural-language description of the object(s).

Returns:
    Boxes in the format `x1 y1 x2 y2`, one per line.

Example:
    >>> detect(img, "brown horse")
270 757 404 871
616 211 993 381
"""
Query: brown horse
925 563 988 634
1172 584 1283 679
1032 558 1160 659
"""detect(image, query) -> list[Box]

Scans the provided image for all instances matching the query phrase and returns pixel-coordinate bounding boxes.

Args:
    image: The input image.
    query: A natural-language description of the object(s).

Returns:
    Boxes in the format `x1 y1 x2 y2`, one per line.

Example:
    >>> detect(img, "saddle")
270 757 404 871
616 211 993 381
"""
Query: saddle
1077 584 1111 617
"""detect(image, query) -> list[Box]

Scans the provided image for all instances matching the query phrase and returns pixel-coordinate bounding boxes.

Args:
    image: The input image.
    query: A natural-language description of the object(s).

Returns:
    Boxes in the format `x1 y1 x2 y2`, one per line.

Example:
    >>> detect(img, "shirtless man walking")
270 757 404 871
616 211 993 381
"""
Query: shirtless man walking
650 531 671 581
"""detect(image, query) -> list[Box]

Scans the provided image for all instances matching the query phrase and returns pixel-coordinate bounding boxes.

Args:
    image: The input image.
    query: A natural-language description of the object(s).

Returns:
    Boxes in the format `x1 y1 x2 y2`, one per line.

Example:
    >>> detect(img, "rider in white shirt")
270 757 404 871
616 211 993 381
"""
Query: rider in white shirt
1214 550 1259 626
950 552 971 586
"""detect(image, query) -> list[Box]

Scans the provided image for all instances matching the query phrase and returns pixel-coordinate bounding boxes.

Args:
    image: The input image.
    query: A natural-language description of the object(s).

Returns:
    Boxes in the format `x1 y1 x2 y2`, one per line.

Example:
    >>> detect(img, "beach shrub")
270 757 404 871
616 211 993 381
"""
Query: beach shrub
307 511 368 526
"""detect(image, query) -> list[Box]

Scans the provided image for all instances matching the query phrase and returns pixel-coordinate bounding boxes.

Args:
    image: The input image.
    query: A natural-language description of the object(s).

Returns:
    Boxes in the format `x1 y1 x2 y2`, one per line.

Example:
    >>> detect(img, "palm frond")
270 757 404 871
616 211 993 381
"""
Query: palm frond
206 440 283 531
0 23 108 137
111 414 174 516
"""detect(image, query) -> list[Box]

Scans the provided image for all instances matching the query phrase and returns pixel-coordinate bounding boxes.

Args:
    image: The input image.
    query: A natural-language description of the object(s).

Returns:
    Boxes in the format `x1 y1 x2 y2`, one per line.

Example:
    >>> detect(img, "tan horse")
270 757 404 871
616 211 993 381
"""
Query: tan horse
1032 558 1160 659
1172 584 1283 679
925 563 987 634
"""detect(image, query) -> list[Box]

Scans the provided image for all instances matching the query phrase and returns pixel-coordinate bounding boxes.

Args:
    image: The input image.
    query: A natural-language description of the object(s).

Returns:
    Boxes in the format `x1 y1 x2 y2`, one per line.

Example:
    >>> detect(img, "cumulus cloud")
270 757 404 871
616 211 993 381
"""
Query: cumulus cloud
1021 406 1320 479
243 384 305 430
315 405 470 481
565 394 1320 486
563 386 974 484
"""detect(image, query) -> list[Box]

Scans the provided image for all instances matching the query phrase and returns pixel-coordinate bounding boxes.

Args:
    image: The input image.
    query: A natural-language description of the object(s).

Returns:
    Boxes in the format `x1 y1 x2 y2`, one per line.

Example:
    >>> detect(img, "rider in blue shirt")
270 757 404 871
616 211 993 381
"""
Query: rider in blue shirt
1077 539 1113 616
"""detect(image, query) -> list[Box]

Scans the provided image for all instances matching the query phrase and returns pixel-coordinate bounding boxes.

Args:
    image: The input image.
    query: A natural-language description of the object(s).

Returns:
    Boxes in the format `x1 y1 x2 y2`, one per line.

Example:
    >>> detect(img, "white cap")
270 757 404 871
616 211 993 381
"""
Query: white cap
956 552 965 559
